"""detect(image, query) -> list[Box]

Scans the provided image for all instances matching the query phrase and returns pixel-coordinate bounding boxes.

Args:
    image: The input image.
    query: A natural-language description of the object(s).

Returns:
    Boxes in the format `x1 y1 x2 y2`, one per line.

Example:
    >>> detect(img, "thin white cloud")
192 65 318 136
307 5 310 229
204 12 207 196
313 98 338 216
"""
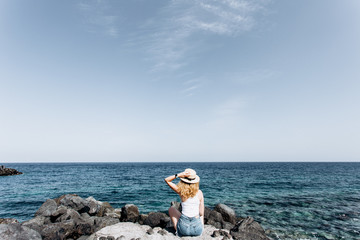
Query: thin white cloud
229 69 281 84
182 85 200 94
145 0 270 73
77 0 270 65
183 78 201 85
76 0 271 96
180 77 204 96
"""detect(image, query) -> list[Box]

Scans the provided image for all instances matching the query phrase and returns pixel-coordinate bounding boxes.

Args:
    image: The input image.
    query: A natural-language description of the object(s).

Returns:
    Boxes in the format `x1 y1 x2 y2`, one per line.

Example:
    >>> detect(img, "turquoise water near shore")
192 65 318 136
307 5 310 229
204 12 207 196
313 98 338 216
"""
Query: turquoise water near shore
1 162 359 239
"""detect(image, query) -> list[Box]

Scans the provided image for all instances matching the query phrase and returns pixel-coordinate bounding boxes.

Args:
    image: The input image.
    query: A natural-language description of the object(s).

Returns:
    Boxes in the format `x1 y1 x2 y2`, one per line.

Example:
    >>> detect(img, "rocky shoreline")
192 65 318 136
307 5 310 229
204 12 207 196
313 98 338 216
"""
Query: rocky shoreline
0 165 23 176
0 194 271 240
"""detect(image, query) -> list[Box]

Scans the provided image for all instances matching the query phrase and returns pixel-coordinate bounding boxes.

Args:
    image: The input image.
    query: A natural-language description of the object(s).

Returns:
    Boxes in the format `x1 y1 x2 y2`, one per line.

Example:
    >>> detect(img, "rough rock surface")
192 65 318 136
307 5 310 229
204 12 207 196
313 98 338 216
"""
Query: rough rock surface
87 222 228 240
22 216 50 233
143 212 170 228
206 209 223 229
120 204 139 222
0 166 23 176
0 223 41 240
230 216 270 240
215 203 237 224
35 199 57 217
57 194 88 212
0 218 19 224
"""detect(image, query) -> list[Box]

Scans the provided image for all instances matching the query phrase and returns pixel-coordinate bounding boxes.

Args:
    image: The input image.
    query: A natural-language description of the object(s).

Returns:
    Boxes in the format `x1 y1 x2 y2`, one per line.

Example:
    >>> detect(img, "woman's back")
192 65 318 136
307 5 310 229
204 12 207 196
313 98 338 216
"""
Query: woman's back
181 191 200 218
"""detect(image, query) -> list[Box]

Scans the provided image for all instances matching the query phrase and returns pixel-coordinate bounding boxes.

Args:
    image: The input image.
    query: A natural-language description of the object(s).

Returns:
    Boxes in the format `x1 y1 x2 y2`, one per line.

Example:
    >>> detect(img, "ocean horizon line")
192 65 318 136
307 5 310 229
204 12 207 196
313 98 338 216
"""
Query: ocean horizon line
2 161 360 164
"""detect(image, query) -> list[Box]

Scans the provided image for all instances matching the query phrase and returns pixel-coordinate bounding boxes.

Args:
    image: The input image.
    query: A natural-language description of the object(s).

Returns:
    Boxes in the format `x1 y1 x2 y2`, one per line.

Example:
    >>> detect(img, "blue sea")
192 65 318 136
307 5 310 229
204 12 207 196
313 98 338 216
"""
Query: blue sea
1 162 359 239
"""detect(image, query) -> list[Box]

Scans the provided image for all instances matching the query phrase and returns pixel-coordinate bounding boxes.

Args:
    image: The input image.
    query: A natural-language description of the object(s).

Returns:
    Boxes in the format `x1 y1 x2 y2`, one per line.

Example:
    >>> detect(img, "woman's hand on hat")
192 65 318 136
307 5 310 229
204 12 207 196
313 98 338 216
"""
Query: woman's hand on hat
178 171 190 178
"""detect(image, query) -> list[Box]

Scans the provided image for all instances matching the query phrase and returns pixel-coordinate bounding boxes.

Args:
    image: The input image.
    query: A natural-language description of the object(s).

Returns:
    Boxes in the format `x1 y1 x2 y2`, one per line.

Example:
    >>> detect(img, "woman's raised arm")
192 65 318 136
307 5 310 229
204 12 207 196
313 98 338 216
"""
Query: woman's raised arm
164 171 189 194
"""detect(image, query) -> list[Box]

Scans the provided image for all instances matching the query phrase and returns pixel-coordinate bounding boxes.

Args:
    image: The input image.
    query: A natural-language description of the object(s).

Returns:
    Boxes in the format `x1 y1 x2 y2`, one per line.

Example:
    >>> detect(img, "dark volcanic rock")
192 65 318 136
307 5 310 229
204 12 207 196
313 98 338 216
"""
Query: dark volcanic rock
230 216 270 240
51 205 68 221
207 210 223 229
0 218 19 224
84 197 101 216
0 223 41 240
138 214 148 225
97 202 115 217
22 216 51 233
55 208 82 223
40 220 76 240
57 194 88 212
120 204 139 222
205 204 238 230
143 212 170 228
0 165 23 176
222 221 235 230
214 203 237 224
204 206 212 222
74 220 94 236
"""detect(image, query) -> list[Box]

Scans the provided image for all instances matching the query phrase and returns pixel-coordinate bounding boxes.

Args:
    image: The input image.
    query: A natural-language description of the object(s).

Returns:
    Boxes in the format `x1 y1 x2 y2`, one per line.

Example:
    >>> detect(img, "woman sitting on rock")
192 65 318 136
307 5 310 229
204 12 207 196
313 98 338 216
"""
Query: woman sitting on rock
165 168 204 237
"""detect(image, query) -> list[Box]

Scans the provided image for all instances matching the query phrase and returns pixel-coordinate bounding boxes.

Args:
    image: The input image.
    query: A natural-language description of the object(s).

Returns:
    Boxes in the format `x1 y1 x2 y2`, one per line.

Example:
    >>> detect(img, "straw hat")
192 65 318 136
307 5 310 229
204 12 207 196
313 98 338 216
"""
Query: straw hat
179 168 200 184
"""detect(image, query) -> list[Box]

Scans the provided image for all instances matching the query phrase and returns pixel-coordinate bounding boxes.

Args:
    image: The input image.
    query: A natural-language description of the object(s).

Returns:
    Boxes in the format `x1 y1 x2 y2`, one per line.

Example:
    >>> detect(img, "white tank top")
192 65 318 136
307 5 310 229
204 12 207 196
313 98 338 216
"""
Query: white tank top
181 191 200 218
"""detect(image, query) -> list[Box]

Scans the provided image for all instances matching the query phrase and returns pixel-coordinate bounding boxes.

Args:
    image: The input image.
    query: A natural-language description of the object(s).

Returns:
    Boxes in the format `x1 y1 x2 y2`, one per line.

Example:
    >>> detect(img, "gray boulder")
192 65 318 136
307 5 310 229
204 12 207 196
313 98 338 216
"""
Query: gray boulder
74 220 94 237
55 208 82 223
120 204 139 222
51 205 68 220
97 202 115 217
138 214 148 225
104 208 122 219
222 221 235 230
203 206 212 222
84 197 102 216
22 216 50 233
40 220 76 240
214 203 237 224
206 210 223 229
57 194 87 212
105 212 120 218
230 216 270 240
0 223 41 240
143 212 170 228
81 212 91 219
35 199 58 217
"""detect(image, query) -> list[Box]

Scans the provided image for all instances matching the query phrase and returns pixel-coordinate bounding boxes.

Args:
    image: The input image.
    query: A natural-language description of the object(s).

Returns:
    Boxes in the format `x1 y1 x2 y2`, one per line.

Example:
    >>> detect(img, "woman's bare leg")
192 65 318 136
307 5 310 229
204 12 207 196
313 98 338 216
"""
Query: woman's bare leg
168 207 181 231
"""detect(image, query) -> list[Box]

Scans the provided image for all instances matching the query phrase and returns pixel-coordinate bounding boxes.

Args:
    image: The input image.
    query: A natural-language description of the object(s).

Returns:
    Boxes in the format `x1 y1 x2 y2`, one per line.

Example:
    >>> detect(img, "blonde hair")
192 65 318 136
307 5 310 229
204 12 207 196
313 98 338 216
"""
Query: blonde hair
177 180 199 199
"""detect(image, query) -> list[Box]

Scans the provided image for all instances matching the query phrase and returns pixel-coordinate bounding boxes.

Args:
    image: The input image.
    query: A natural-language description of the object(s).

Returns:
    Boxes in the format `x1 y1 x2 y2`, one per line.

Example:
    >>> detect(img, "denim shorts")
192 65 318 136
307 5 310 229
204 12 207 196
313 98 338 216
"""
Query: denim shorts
177 214 203 237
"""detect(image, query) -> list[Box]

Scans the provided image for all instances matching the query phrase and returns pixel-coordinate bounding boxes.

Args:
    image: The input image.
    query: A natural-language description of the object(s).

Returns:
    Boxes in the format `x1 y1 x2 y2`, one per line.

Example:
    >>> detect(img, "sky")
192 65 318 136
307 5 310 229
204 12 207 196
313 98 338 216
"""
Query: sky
0 0 359 162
